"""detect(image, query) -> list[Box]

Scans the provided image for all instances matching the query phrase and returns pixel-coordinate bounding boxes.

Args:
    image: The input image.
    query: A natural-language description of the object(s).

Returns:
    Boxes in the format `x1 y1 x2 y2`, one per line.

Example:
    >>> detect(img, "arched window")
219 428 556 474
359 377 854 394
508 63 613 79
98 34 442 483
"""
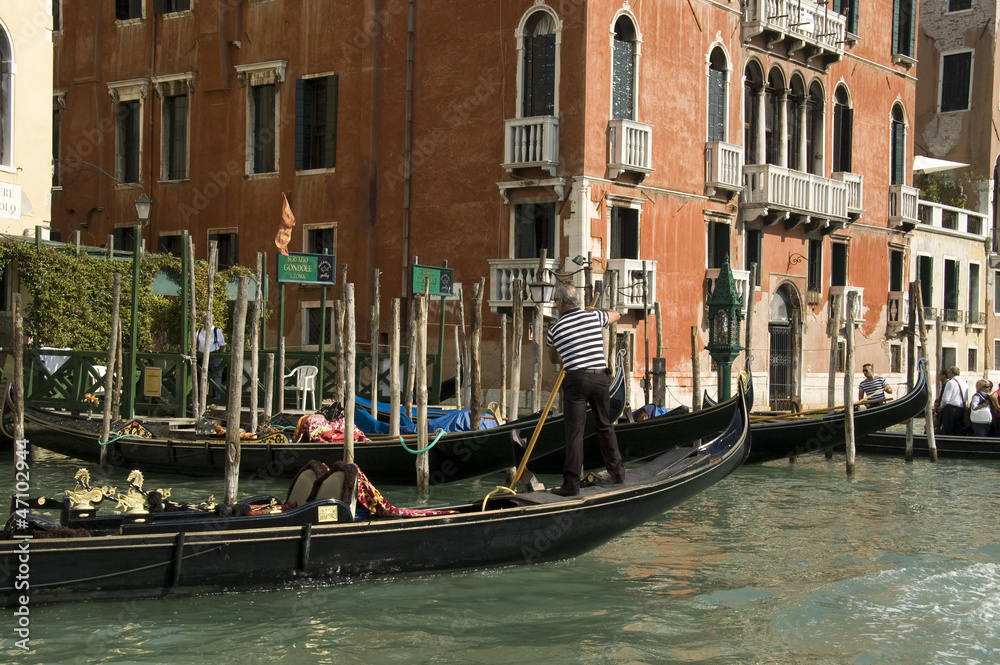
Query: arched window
833 85 853 173
890 104 906 185
765 69 785 166
787 75 805 170
521 11 556 118
0 27 12 168
744 62 764 164
806 82 824 176
612 15 637 120
707 48 727 142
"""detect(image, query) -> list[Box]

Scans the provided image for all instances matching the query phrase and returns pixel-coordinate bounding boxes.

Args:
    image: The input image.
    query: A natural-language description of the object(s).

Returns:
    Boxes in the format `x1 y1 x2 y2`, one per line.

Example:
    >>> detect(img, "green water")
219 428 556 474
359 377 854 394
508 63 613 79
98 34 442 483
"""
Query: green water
3 447 1000 664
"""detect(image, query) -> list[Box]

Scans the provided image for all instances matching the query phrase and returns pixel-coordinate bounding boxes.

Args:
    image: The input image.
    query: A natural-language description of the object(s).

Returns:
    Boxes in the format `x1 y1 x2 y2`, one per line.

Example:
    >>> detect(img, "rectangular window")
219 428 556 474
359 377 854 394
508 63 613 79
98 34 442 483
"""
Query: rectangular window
52 107 61 187
942 347 957 370
995 340 1000 371
808 239 823 293
892 0 916 57
969 348 978 373
890 344 902 374
835 340 846 373
707 221 731 270
948 0 972 11
968 263 980 319
514 203 555 259
995 271 1000 314
113 226 138 252
163 94 188 180
116 0 143 20
944 259 960 317
250 84 277 174
155 0 191 13
209 231 239 269
52 0 61 30
831 242 848 287
117 100 141 184
157 234 184 257
917 256 934 309
295 75 338 171
305 306 333 346
305 225 336 255
610 207 639 260
745 229 762 287
833 0 859 35
889 248 904 292
940 51 973 112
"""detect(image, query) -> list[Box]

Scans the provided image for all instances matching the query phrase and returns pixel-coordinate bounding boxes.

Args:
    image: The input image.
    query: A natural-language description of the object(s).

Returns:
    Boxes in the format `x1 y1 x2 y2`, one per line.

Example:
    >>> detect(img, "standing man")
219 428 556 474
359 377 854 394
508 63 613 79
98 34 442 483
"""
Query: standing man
546 283 626 496
197 324 227 400
858 363 893 407
937 365 969 435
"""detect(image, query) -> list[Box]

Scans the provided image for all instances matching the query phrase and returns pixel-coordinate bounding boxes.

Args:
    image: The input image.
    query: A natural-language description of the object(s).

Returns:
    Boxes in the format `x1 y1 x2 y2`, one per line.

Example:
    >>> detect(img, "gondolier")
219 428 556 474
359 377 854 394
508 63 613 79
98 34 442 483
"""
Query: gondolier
858 363 892 406
546 283 626 496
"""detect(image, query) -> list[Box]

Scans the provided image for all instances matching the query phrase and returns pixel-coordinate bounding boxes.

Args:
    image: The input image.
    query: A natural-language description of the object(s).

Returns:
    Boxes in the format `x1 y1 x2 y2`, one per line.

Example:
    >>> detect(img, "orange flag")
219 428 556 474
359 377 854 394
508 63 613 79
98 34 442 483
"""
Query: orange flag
275 192 296 256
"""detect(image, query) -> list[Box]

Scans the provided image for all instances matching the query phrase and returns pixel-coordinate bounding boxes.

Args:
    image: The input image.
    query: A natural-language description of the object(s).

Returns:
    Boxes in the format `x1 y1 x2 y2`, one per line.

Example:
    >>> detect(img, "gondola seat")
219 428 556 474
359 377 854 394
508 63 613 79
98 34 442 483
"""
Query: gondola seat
285 460 330 507
308 462 359 519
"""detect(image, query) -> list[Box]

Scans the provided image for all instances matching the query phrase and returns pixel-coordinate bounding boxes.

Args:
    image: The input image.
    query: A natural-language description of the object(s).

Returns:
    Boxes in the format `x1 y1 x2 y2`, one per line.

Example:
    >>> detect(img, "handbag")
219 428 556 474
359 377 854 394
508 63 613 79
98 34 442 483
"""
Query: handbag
970 394 992 424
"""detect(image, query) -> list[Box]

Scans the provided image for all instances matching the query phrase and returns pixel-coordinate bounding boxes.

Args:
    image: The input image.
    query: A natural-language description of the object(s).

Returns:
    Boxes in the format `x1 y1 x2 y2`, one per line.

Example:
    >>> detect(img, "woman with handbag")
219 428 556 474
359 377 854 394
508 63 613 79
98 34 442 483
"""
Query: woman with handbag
969 379 993 437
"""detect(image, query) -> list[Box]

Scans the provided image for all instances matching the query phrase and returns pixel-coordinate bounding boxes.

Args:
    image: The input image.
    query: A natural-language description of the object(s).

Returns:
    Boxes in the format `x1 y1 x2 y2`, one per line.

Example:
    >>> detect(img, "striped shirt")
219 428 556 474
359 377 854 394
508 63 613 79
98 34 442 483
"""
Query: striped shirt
858 376 888 402
546 308 609 371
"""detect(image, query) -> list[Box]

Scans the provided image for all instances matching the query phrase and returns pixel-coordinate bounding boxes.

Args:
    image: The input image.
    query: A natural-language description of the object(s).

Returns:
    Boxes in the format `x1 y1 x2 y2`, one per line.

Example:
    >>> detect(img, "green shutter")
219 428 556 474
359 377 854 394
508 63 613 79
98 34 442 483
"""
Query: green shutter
295 79 306 170
325 75 338 168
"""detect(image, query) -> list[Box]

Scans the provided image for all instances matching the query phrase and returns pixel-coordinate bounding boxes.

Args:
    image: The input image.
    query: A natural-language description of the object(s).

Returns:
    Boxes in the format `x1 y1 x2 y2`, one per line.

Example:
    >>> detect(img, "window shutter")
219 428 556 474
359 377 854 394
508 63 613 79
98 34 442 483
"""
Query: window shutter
891 0 901 53
848 1 859 35
708 66 725 142
523 34 555 117
891 120 904 185
325 75 338 168
941 53 972 112
905 0 915 56
295 79 306 170
612 39 635 120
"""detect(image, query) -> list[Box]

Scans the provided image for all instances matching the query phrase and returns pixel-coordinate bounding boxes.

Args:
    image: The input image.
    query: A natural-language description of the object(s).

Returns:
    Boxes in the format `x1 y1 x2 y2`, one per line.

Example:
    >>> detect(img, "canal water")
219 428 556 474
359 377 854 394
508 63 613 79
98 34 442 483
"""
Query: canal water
3 446 1000 664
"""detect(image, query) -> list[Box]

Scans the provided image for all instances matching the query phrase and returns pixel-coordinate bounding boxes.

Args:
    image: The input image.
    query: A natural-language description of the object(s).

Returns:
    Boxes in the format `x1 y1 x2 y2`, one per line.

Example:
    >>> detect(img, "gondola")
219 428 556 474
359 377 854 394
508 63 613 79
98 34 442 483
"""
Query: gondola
745 359 929 463
0 380 750 607
857 430 1000 460
6 364 627 485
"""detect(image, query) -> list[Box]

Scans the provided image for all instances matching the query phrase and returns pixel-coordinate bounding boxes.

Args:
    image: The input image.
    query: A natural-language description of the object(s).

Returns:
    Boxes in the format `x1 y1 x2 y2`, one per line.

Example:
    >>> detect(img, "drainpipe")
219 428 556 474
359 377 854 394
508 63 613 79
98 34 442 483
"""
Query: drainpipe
402 0 414 311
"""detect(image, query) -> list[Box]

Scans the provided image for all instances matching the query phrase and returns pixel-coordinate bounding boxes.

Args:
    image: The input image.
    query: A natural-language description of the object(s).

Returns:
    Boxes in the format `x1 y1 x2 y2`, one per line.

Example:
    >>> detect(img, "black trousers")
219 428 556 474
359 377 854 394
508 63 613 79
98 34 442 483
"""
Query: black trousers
941 403 965 435
562 369 625 490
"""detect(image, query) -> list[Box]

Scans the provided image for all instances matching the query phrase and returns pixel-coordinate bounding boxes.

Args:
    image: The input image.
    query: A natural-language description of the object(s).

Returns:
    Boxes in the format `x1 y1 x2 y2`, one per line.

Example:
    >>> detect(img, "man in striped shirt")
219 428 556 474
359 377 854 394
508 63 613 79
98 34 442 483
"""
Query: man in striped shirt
546 283 625 496
857 363 892 407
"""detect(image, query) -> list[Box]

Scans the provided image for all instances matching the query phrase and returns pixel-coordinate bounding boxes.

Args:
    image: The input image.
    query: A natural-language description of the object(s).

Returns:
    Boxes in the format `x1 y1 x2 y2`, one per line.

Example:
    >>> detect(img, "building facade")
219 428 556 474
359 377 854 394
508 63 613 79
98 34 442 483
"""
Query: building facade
51 1 923 411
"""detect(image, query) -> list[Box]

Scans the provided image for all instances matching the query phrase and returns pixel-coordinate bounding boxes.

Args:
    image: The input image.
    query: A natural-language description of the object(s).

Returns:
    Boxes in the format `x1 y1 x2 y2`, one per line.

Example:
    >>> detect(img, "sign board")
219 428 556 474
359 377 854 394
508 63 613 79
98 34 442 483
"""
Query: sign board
412 264 454 297
143 367 163 398
277 252 336 285
0 183 20 220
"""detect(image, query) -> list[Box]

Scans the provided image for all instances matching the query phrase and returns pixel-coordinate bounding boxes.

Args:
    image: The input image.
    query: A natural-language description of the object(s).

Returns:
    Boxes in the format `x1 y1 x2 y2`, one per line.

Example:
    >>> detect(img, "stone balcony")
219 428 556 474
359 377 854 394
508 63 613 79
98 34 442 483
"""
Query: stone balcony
742 0 845 67
606 259 657 310
742 163 848 230
488 258 560 314
705 141 743 197
887 184 919 230
607 119 653 180
705 267 751 306
887 291 908 329
503 116 559 177
916 199 988 237
832 171 863 218
829 286 864 325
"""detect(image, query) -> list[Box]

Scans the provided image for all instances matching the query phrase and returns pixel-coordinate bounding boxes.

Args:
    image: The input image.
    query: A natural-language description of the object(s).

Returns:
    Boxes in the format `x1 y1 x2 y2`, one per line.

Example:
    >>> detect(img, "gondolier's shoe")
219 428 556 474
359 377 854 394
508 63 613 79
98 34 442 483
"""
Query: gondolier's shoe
551 485 579 497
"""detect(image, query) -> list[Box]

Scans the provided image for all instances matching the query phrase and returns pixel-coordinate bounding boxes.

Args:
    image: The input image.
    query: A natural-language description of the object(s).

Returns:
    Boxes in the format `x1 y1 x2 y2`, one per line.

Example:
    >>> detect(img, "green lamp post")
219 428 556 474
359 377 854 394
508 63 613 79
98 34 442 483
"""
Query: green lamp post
706 255 744 400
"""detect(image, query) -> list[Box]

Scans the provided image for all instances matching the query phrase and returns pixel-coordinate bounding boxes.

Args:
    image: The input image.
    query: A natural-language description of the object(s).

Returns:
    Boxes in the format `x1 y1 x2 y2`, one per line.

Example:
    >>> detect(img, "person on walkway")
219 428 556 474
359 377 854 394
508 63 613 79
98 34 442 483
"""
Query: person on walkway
197 324 226 400
545 283 626 496
857 363 893 407
937 366 969 436
969 379 994 438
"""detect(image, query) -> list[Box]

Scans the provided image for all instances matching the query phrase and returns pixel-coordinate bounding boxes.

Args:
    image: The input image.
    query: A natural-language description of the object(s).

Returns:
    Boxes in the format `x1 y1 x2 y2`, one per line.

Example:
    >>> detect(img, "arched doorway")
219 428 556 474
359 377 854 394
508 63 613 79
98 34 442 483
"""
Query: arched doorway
768 283 801 410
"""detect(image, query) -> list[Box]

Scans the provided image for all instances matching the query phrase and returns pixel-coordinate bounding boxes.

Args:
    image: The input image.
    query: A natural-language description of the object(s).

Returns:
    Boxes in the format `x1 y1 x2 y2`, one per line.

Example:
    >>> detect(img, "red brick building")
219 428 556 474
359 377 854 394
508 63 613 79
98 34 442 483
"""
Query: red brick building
51 0 920 410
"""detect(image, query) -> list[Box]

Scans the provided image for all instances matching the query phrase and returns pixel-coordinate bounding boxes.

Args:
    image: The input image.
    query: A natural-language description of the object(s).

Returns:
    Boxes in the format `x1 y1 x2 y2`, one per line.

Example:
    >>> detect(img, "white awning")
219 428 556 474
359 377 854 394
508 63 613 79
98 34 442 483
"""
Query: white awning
913 155 969 174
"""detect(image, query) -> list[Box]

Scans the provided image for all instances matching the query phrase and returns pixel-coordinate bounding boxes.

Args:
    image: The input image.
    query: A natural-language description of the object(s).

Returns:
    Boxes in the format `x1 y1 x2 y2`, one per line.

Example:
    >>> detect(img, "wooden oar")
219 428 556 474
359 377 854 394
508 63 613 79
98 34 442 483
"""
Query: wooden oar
508 370 565 489
749 397 891 423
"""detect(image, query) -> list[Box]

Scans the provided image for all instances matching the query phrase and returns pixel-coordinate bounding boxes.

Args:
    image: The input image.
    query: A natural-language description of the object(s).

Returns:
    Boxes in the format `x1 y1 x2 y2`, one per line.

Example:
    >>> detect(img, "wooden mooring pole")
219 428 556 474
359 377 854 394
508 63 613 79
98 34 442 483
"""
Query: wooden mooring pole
915 282 937 462
248 254 263 433
344 284 357 464
509 279 523 421
415 289 430 494
100 274 121 471
223 275 250 505
370 269 380 418
844 291 857 475
198 241 218 415
905 281 918 461
12 294 25 470
691 326 701 412
470 278 484 431
389 298 401 437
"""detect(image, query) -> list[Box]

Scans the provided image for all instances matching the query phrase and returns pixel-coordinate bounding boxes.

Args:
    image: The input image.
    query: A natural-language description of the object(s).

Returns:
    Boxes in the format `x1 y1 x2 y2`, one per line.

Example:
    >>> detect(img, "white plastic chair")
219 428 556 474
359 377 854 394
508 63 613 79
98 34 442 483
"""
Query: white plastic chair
284 365 318 411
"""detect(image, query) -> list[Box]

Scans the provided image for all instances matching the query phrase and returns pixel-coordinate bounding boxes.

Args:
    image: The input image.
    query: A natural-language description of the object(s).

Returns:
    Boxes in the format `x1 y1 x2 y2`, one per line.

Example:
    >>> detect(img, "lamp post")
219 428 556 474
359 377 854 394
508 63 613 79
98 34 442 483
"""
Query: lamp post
125 195 152 419
706 255 743 400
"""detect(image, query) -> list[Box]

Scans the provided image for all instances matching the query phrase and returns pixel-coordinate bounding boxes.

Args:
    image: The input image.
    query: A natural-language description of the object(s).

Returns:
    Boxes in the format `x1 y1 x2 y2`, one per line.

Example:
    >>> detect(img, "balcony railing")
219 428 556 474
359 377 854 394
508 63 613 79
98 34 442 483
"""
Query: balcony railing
608 119 653 179
888 184 919 229
967 311 986 328
915 198 989 237
705 267 751 306
742 0 846 65
705 142 743 195
487 258 560 312
943 308 963 325
743 163 848 224
503 116 559 176
887 291 908 327
606 259 657 309
829 286 864 325
832 172 864 217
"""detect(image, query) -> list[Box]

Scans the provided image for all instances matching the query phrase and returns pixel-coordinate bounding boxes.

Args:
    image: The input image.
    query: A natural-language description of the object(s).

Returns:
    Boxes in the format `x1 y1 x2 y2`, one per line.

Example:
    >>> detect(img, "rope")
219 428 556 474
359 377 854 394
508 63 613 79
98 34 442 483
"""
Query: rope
399 428 445 454
97 432 133 447
481 486 516 512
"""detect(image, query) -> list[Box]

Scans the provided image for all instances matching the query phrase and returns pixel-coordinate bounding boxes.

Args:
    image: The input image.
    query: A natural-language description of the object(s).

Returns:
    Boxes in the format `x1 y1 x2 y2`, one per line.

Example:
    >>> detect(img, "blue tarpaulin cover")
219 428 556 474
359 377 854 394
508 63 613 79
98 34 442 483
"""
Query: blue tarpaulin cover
353 404 499 435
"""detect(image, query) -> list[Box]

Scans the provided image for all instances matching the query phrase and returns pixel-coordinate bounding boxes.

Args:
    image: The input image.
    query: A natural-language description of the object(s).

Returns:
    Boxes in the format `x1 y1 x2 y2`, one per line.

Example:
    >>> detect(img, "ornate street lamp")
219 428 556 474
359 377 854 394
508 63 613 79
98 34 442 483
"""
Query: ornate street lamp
126 194 151 419
134 194 152 224
706 255 744 400
528 270 555 304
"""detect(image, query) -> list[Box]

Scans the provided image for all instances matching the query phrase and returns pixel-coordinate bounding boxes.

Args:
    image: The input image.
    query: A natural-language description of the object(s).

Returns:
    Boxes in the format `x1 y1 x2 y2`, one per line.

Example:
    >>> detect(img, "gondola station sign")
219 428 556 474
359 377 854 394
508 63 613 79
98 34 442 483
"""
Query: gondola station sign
277 252 336 285
412 264 454 297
